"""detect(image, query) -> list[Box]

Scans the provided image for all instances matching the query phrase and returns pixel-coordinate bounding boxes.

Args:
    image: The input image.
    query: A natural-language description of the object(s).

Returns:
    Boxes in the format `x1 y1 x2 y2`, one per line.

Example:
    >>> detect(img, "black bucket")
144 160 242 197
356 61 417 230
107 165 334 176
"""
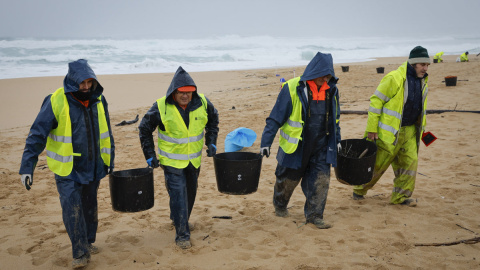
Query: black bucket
213 152 262 195
433 58 438 63
334 139 377 186
376 67 385 74
109 167 154 212
341 66 349 72
445 76 457 86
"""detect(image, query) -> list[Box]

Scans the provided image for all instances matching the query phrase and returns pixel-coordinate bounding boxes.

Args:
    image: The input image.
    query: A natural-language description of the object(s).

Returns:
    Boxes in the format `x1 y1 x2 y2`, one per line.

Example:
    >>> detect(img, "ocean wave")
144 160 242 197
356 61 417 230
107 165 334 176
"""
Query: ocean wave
0 35 479 79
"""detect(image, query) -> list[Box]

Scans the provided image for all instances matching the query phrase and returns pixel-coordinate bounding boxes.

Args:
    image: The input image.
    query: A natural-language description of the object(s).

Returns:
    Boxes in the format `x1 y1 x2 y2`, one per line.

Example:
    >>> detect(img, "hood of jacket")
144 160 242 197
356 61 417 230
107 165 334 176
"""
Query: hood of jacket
63 59 103 99
166 66 197 99
301 52 335 82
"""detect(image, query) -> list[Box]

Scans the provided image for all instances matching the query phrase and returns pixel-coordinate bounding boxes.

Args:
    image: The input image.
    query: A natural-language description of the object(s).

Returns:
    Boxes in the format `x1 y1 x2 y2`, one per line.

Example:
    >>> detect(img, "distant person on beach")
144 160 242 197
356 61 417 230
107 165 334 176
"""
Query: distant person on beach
138 66 219 249
433 51 444 63
19 59 115 268
352 46 431 207
460 51 469 62
260 52 341 229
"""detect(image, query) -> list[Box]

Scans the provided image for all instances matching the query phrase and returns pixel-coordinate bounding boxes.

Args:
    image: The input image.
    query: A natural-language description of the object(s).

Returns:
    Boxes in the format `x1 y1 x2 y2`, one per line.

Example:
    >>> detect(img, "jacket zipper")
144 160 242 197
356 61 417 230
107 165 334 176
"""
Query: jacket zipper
88 103 99 178
325 89 330 136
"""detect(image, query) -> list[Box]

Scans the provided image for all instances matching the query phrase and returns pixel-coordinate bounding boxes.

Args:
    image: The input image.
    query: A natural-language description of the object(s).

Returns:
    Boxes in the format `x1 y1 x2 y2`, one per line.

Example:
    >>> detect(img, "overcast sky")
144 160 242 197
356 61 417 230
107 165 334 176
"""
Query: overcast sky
1 0 478 39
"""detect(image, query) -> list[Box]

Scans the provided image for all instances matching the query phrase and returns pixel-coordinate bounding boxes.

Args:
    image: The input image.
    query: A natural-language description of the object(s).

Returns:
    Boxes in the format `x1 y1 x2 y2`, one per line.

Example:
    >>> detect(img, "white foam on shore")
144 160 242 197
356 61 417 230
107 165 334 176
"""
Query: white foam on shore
0 35 478 79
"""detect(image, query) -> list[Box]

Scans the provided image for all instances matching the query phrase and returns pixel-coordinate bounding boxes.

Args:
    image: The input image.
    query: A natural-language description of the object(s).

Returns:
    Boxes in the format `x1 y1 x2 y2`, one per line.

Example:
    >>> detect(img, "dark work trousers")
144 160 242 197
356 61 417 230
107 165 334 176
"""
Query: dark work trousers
273 99 331 222
163 163 199 242
56 178 100 259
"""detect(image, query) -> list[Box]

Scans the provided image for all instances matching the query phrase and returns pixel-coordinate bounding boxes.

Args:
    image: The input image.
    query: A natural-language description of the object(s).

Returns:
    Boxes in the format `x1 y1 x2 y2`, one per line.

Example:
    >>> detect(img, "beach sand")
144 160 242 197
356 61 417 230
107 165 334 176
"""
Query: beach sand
1 55 479 269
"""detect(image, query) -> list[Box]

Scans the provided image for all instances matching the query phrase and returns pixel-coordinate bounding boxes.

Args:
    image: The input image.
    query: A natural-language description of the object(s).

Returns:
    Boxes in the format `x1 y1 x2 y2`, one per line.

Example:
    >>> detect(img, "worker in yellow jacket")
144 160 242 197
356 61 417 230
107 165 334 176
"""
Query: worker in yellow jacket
19 59 115 268
139 66 219 249
353 46 430 207
460 51 469 62
433 51 444 63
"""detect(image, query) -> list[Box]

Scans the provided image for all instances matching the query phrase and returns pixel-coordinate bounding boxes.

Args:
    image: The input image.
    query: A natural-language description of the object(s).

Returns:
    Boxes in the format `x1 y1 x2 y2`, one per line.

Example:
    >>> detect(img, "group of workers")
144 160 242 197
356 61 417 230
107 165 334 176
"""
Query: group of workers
434 51 470 62
20 46 433 268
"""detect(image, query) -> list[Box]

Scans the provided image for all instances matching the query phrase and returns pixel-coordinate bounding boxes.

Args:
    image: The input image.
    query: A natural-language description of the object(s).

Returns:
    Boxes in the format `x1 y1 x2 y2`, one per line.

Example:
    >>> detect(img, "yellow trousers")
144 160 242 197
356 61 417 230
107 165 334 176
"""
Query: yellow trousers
353 125 418 204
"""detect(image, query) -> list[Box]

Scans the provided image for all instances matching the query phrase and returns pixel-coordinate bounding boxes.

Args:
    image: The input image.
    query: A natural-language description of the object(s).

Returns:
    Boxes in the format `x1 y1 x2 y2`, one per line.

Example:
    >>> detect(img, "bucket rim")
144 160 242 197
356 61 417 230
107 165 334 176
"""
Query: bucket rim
111 167 153 178
213 152 262 161
338 138 377 159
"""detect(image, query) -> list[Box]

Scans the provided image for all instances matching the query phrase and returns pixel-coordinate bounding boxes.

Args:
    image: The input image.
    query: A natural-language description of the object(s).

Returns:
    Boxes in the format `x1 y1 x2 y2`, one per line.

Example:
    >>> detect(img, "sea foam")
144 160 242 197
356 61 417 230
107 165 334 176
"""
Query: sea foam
0 35 478 79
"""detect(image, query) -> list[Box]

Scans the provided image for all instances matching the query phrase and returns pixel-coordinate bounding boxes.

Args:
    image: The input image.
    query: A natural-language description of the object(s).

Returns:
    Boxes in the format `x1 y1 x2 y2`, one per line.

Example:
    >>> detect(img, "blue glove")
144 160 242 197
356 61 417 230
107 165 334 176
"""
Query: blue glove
146 157 160 168
207 144 217 157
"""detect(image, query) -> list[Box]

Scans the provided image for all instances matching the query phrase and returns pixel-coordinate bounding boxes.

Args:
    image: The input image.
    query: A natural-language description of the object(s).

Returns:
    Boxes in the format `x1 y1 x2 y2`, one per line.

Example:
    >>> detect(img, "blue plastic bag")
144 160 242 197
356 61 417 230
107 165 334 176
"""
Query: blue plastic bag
224 127 257 152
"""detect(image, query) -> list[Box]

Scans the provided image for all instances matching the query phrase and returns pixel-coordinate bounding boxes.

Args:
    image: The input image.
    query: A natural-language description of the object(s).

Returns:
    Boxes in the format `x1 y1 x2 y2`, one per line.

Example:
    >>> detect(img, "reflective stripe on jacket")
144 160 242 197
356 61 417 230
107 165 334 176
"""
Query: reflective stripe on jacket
366 61 428 145
279 77 304 154
46 88 112 176
157 94 208 169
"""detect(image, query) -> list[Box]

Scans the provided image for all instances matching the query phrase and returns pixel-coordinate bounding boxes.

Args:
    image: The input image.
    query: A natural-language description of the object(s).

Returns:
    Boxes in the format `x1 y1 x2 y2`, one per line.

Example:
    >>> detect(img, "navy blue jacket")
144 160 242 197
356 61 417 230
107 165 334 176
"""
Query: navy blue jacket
139 66 219 161
402 63 426 126
261 52 341 169
19 59 115 184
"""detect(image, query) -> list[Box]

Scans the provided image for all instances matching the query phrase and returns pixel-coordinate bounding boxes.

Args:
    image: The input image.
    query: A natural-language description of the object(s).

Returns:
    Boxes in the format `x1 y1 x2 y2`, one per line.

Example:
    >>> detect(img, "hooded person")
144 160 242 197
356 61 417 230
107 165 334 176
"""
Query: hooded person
138 66 219 249
19 59 115 268
352 46 431 206
259 52 341 229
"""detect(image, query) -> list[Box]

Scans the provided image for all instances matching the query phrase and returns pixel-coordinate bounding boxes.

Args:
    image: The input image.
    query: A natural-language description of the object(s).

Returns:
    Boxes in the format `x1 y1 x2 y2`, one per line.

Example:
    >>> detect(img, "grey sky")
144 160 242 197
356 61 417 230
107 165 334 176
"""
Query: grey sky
1 0 478 39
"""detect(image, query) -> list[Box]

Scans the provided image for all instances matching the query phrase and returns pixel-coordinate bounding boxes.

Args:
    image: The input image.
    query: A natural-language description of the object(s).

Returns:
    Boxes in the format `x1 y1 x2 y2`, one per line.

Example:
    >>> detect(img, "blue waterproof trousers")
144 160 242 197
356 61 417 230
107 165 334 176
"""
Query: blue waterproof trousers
273 135 330 222
55 178 100 259
273 93 332 222
163 163 199 242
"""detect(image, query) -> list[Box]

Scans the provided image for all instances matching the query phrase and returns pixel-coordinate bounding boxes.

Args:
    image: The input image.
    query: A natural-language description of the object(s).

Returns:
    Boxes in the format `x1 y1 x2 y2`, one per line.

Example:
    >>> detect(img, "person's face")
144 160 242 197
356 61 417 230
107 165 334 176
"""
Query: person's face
413 63 429 78
79 78 94 92
312 75 332 87
174 90 193 106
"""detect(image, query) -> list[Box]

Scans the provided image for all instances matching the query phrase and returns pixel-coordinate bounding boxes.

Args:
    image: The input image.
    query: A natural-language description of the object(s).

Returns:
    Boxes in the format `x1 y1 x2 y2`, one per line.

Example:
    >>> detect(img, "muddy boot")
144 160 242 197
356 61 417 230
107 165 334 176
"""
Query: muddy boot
87 244 99 254
176 240 192 249
72 253 90 269
311 218 332 229
274 206 289 217
400 198 417 207
352 192 365 200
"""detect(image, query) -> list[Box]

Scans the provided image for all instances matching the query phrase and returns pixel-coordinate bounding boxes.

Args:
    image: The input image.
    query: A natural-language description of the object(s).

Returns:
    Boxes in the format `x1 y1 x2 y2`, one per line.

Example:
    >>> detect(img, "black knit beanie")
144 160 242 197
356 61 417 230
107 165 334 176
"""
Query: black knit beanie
408 46 430 64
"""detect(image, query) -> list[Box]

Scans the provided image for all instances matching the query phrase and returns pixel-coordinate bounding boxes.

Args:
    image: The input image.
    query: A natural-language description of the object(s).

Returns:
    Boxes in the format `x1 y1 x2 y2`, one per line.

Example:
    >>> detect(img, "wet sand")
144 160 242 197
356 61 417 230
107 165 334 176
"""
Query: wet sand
1 55 479 269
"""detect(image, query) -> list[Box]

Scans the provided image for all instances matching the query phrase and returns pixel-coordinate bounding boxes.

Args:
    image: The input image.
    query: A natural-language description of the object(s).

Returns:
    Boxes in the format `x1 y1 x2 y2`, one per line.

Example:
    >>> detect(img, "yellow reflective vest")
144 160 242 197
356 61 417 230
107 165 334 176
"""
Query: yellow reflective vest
279 77 304 154
460 52 469 62
157 94 208 169
366 61 428 145
46 88 112 176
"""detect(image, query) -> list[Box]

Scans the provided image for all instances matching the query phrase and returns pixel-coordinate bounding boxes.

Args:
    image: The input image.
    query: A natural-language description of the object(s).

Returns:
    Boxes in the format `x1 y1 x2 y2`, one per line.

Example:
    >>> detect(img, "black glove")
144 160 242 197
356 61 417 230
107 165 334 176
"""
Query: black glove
146 157 160 168
207 144 217 157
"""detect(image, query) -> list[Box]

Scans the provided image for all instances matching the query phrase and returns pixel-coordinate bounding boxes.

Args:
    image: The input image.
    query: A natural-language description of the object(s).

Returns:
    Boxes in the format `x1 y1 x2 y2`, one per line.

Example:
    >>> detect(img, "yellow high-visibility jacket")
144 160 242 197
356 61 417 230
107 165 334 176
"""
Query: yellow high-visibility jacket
434 51 444 62
366 61 428 145
156 94 208 169
46 88 111 176
279 77 304 154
